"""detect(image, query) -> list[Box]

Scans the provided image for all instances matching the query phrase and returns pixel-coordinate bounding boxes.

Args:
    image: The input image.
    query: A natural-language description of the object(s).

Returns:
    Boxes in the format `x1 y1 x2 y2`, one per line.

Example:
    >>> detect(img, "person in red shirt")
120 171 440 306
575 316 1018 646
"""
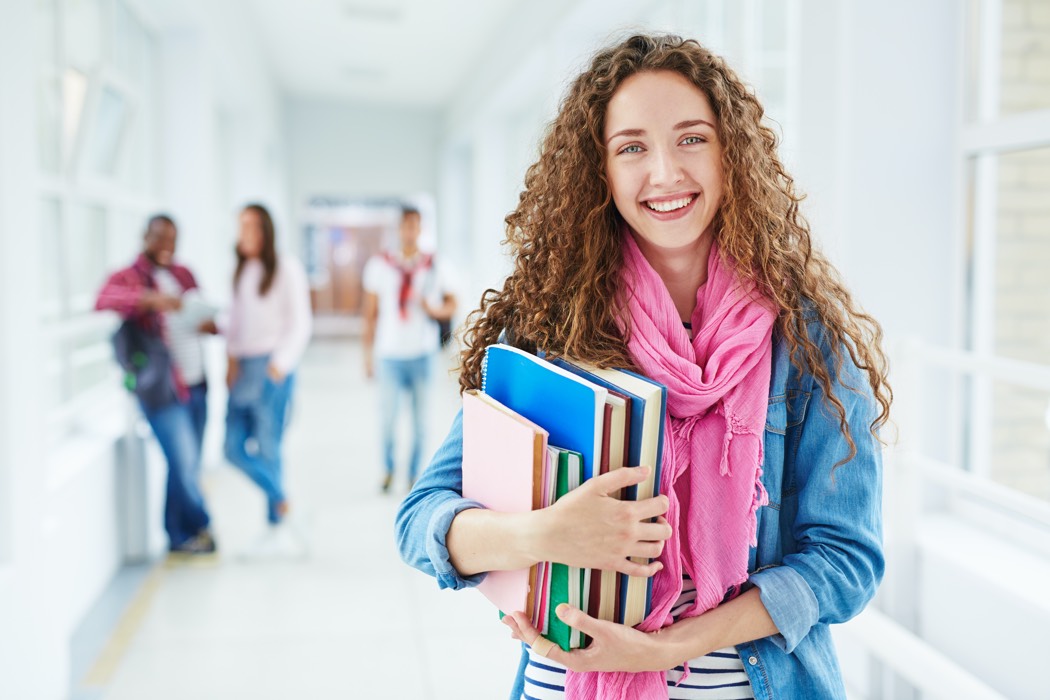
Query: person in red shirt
96 214 217 555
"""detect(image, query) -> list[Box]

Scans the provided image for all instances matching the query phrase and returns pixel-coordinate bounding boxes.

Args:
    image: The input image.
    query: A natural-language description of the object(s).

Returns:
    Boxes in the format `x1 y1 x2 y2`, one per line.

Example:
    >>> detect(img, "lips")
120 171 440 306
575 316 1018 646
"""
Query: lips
644 194 697 212
640 193 700 221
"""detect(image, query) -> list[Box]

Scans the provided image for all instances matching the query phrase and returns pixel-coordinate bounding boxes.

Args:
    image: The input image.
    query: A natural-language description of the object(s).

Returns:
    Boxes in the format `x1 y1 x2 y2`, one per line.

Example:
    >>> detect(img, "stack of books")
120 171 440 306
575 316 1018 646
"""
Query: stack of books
462 344 667 651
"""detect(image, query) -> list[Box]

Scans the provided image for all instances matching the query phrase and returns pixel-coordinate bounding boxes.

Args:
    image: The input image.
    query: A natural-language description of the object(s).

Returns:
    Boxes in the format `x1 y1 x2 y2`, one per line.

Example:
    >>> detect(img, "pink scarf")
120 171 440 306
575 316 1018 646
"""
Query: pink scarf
565 231 775 699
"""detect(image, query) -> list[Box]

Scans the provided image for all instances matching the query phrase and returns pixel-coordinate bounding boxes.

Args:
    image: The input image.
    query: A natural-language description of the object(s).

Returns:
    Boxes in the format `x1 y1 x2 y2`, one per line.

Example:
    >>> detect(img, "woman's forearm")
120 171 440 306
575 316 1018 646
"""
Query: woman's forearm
446 507 545 576
659 588 779 664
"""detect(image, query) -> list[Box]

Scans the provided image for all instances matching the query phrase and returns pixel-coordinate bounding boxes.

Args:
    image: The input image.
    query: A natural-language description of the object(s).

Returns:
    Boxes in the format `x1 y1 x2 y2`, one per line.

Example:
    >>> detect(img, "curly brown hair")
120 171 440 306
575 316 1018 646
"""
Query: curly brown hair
458 33 891 459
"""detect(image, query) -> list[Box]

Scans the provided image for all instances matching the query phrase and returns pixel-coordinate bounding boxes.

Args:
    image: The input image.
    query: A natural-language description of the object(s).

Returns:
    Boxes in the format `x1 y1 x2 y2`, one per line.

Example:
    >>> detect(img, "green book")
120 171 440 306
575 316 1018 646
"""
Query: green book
546 448 585 651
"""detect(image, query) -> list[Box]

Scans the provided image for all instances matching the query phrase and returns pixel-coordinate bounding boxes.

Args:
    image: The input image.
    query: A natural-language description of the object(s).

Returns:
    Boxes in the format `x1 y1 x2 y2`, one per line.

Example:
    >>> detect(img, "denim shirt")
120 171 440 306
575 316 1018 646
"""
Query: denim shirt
395 320 884 699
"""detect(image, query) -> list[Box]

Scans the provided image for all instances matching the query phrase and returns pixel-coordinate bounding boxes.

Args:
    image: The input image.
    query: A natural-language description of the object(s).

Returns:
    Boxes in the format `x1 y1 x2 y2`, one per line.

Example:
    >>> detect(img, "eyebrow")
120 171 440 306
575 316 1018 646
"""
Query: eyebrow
605 119 716 144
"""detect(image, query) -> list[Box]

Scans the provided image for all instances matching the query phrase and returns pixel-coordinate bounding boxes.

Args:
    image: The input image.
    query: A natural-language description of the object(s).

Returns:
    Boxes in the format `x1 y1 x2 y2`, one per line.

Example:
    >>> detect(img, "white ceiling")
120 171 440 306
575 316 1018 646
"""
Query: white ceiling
239 0 525 106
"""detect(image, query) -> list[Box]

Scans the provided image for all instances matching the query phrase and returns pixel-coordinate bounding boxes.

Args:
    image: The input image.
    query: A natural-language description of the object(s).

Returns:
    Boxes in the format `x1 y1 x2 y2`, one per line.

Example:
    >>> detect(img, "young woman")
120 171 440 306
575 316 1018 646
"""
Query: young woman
397 34 891 700
224 203 312 555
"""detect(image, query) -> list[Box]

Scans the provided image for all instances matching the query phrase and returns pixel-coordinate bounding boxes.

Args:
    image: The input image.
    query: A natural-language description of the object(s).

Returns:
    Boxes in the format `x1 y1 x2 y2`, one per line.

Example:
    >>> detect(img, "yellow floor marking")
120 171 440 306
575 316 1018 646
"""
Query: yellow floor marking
80 565 165 687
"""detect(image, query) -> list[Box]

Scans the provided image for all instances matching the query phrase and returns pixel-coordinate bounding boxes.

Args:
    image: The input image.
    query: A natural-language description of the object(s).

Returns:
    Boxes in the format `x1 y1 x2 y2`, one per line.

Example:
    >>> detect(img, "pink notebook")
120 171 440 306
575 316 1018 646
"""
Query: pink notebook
462 390 549 621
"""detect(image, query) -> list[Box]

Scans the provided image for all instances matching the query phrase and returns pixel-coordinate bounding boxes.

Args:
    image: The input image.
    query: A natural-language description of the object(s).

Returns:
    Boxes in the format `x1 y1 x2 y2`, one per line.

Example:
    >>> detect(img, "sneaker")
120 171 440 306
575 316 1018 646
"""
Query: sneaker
238 521 309 562
170 532 217 556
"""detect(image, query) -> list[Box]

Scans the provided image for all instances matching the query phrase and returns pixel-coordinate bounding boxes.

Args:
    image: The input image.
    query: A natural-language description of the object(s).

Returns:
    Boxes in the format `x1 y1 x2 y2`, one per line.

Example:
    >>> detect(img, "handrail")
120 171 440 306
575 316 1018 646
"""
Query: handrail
840 608 1008 700
903 452 1050 529
901 341 1050 392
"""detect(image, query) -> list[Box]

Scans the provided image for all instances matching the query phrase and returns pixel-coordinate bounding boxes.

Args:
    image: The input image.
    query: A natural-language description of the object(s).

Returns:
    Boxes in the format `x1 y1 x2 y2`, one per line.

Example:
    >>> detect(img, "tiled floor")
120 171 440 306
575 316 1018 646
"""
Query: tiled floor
89 340 523 700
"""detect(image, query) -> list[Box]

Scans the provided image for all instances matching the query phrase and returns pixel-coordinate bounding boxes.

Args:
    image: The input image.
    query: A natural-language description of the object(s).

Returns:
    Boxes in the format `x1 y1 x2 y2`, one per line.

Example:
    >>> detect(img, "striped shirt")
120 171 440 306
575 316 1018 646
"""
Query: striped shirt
154 268 206 386
522 576 755 699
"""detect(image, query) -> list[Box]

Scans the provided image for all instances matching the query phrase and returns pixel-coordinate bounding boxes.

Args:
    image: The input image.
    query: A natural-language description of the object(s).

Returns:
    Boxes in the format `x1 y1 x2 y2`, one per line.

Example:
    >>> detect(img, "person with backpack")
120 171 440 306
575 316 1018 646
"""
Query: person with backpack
96 213 218 555
363 204 457 493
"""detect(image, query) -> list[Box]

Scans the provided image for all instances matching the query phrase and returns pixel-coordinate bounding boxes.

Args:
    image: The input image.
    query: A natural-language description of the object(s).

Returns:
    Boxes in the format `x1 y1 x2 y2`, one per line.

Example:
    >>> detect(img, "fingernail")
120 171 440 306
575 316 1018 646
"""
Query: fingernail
556 604 570 617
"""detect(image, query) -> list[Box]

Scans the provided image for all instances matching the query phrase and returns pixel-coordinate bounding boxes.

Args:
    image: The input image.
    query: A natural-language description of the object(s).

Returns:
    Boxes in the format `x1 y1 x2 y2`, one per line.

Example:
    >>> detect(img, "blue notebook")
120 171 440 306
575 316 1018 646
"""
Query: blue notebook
482 344 607 481
551 359 667 628
552 360 666 500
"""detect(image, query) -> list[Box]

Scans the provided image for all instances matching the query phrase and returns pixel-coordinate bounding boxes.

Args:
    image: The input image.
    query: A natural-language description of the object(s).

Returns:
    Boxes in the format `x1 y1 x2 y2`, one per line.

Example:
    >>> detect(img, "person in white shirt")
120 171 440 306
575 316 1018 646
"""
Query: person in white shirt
363 205 456 493
224 203 312 551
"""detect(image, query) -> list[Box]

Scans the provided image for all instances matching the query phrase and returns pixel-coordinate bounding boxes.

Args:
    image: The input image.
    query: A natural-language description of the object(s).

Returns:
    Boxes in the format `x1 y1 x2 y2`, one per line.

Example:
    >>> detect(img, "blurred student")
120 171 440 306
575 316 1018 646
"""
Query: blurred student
96 214 217 555
224 203 312 557
363 205 457 493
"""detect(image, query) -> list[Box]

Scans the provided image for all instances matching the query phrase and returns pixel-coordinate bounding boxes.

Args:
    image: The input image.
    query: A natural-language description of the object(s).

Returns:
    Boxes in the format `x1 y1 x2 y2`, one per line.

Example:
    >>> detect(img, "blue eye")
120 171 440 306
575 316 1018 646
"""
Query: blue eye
618 144 643 154
681 135 706 145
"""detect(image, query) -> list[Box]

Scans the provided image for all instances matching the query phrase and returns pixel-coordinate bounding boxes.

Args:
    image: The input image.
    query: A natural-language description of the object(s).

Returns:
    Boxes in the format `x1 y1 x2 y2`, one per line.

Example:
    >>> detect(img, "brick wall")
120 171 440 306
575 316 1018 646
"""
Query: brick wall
991 0 1050 499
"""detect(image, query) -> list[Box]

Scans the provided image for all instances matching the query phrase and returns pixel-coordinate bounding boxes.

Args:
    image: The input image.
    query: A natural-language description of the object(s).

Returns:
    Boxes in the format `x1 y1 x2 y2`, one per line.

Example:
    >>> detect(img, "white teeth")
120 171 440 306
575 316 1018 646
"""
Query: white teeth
646 196 694 212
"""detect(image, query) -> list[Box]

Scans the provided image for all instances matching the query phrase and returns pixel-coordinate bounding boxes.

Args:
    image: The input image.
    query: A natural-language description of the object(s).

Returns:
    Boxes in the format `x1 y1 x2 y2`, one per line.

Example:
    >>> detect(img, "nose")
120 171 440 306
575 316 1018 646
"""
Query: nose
649 145 685 187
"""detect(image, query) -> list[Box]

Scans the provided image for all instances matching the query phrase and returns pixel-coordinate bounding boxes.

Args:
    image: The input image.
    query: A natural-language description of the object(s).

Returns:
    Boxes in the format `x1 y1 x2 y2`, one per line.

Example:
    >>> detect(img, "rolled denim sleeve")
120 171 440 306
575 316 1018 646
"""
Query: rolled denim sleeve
751 341 885 653
395 408 488 590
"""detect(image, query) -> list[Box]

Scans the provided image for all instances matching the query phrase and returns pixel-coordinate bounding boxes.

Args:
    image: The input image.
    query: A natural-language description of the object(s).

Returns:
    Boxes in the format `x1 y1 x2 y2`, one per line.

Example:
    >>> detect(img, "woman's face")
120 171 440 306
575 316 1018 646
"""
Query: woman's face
604 70 724 255
238 209 264 259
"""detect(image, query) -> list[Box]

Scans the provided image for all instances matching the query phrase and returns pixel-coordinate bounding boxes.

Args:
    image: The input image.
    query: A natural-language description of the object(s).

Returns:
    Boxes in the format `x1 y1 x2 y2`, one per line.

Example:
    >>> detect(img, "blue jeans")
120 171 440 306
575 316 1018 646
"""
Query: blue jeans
224 356 295 524
140 382 211 549
379 356 431 481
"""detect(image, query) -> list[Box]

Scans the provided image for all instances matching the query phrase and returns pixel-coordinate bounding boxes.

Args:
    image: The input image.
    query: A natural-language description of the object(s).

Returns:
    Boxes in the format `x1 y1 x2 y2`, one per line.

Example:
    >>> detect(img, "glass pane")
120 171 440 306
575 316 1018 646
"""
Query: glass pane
37 0 60 173
994 146 1050 364
134 26 157 194
67 202 107 313
990 146 1050 501
110 209 144 268
39 197 64 322
63 67 88 166
1000 0 1050 115
69 327 116 397
38 73 62 175
83 83 130 177
990 381 1050 501
114 0 134 78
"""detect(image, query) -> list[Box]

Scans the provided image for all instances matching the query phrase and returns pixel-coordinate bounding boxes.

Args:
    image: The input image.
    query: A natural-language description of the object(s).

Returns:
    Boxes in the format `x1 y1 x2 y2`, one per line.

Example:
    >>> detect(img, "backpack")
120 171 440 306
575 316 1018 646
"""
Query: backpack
111 319 179 409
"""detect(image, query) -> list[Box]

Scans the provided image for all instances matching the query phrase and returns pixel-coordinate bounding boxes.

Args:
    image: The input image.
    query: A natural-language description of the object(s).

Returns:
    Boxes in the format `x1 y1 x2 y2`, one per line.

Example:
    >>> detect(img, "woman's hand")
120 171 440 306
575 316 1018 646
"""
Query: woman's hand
267 364 285 383
503 589 780 674
226 357 239 389
502 605 681 673
447 467 669 579
535 466 670 578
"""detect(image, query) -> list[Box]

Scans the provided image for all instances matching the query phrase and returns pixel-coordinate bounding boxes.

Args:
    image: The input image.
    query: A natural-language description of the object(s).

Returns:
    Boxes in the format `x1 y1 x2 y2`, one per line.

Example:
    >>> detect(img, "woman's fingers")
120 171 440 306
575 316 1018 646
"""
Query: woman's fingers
637 518 673 543
631 494 669 520
502 610 572 666
554 604 606 639
617 557 663 578
628 540 665 560
586 465 651 496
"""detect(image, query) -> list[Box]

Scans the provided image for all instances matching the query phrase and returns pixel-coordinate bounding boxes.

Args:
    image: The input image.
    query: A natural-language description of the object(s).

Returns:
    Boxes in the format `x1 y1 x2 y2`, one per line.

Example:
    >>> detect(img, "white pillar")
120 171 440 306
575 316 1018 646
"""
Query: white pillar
0 4 66 698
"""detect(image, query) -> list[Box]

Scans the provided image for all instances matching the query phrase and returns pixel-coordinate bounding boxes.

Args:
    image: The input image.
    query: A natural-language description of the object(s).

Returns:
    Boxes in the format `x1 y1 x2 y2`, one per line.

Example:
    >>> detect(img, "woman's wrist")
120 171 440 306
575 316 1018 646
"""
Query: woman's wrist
517 507 553 566
655 616 715 667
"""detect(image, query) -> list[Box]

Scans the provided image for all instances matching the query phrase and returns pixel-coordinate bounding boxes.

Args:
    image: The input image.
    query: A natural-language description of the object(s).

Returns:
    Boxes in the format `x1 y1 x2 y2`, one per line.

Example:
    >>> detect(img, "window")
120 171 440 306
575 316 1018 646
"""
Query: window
963 0 1050 501
35 0 160 447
